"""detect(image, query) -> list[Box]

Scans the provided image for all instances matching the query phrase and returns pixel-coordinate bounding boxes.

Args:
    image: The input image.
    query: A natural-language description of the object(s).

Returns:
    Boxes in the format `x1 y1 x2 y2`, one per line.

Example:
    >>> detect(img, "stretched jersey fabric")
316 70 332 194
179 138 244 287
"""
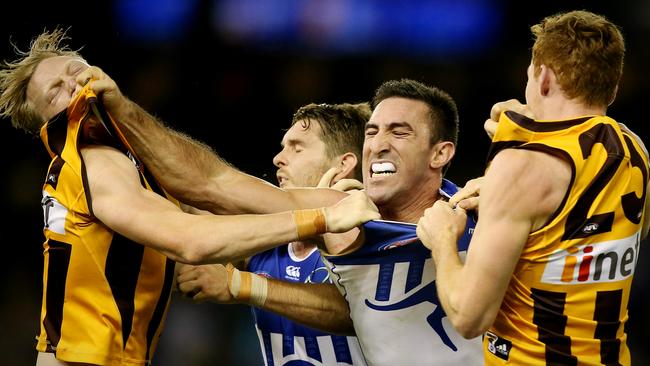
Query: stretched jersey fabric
322 179 483 366
483 111 648 365
36 86 176 365
248 244 367 365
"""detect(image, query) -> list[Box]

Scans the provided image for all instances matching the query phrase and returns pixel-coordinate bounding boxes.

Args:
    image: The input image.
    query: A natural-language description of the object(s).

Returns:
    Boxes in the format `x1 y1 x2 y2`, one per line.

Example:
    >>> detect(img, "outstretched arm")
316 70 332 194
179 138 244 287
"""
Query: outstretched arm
81 145 379 264
177 264 355 335
77 67 346 215
417 149 570 338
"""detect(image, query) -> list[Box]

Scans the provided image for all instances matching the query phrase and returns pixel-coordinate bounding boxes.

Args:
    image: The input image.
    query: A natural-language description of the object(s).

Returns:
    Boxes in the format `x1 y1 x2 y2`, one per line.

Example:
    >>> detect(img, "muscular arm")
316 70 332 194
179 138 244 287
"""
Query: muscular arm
177 264 355 335
81 145 378 264
263 280 355 335
418 149 570 338
113 101 303 214
78 67 346 214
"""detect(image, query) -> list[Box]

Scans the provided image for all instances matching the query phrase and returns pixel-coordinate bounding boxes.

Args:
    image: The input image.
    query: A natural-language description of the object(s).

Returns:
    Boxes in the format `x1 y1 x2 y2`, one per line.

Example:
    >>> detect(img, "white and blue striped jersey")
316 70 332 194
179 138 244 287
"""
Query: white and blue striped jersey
248 245 367 366
322 179 483 366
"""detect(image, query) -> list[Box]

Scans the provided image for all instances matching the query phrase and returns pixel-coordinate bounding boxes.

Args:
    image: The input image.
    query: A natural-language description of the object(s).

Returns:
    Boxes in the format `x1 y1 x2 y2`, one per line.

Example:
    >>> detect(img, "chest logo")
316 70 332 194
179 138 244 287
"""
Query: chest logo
285 265 301 280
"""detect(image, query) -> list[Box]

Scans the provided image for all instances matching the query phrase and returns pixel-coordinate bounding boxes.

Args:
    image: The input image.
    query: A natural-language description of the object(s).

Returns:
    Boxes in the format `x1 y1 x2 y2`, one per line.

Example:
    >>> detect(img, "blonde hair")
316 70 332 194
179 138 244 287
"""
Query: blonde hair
0 28 84 134
531 10 625 107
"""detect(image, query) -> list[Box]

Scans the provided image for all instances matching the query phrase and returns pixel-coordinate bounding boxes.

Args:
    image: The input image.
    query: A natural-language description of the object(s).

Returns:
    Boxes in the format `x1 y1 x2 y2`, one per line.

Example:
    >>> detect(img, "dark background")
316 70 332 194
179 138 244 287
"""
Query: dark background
1 1 648 365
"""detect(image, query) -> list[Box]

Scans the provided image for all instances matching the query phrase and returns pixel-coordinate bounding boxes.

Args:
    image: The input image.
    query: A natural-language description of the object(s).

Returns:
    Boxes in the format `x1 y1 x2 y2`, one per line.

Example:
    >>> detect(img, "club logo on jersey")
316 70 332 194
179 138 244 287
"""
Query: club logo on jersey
541 232 640 284
364 260 458 351
285 265 301 280
46 173 57 185
378 237 419 250
485 331 511 361
582 223 599 234
41 192 67 235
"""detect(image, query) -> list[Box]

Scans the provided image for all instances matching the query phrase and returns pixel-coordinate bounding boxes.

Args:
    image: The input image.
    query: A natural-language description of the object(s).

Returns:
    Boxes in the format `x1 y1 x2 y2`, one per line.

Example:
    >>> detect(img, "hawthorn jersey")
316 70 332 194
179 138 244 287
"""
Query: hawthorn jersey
36 86 176 365
248 245 366 365
483 111 648 365
322 179 483 366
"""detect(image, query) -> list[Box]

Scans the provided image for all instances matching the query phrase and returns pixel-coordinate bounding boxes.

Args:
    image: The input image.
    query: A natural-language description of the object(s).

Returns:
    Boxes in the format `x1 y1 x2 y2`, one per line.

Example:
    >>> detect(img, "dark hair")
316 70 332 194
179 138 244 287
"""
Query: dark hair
371 78 458 146
291 102 370 180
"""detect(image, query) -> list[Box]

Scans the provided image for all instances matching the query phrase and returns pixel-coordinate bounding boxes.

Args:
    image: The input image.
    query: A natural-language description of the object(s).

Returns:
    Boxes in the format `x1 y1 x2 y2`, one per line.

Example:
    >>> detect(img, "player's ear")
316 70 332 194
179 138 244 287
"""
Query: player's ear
331 152 358 184
538 64 555 97
429 141 455 170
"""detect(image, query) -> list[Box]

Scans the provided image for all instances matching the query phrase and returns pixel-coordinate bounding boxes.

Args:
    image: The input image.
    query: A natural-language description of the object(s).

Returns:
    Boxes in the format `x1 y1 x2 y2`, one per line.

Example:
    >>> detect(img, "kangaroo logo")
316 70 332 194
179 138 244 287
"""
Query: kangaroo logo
364 262 457 351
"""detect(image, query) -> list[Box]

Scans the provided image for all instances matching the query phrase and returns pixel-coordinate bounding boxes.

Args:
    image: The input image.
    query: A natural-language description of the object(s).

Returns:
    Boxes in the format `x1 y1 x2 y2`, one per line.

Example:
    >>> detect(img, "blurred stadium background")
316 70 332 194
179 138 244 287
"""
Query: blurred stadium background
1 0 648 365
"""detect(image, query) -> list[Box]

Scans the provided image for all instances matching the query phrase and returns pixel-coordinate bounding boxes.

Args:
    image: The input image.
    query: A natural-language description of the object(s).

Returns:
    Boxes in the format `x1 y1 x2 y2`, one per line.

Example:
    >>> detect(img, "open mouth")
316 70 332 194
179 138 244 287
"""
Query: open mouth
370 162 396 178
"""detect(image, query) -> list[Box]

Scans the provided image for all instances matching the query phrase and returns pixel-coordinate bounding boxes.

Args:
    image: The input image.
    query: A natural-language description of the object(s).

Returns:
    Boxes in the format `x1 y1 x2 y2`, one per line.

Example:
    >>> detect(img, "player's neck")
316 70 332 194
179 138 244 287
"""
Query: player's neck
535 98 607 121
379 190 441 224
378 174 443 223
288 241 318 260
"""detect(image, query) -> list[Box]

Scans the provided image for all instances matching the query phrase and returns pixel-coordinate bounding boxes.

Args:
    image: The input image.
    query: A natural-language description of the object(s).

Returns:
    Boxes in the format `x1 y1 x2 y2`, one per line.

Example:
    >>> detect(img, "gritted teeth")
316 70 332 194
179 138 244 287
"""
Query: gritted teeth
371 162 396 176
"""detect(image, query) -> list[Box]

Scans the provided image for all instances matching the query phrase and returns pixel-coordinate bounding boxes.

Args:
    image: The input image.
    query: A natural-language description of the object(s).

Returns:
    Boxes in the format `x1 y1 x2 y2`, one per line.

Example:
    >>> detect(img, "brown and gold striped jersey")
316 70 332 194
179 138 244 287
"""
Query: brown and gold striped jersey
483 111 648 366
36 86 176 365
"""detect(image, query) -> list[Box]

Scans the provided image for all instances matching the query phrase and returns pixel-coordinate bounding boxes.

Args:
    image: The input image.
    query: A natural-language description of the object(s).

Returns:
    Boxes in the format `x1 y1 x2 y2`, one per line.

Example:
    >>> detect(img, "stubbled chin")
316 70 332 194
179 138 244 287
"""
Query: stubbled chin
365 186 391 206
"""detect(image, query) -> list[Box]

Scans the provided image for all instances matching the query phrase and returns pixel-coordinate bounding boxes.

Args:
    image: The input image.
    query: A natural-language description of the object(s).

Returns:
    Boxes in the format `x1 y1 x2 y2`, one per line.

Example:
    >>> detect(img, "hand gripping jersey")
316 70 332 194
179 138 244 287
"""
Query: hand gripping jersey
248 245 367 365
36 86 176 365
483 111 648 365
322 179 483 366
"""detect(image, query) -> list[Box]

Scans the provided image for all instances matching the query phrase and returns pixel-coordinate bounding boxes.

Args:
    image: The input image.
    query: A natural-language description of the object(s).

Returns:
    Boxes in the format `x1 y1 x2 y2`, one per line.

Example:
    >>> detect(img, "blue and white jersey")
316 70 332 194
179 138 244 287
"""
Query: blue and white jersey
322 179 483 366
248 244 367 366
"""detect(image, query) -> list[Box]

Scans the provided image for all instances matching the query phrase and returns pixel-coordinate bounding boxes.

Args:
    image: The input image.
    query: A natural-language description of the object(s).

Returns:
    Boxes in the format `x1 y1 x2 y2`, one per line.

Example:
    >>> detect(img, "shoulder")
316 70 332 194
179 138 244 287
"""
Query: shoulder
81 145 137 172
489 148 569 188
80 145 142 192
485 148 571 229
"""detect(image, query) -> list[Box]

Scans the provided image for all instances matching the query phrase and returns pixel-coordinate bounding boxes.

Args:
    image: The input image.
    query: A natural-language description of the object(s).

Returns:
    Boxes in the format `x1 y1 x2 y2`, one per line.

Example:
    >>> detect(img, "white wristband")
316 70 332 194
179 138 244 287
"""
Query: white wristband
226 264 268 307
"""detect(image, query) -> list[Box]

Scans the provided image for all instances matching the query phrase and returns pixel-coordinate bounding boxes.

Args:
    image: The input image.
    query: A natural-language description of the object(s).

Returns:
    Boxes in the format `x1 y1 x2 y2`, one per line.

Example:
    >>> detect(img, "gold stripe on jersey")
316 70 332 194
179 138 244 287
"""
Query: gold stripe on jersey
483 111 648 366
36 85 177 365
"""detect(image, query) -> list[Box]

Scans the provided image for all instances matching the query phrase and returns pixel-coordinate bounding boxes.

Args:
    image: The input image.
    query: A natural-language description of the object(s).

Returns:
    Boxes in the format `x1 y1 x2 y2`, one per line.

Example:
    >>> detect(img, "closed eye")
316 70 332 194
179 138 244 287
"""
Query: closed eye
47 87 61 104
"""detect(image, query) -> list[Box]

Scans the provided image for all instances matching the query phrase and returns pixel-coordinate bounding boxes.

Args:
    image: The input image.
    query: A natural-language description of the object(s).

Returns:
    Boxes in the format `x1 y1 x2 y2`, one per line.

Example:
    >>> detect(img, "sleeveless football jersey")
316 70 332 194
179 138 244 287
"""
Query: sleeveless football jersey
483 111 648 365
36 86 176 365
322 179 483 366
248 244 367 365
